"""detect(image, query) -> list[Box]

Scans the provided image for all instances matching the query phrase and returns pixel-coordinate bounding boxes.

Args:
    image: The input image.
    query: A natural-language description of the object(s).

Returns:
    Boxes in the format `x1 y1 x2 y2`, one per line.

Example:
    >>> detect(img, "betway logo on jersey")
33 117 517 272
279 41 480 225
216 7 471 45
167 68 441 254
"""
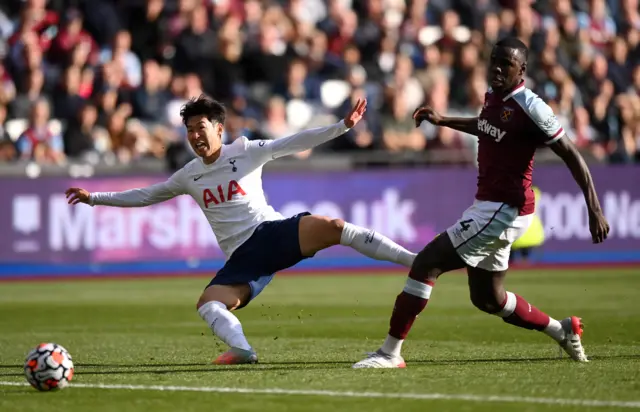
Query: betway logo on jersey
478 119 506 141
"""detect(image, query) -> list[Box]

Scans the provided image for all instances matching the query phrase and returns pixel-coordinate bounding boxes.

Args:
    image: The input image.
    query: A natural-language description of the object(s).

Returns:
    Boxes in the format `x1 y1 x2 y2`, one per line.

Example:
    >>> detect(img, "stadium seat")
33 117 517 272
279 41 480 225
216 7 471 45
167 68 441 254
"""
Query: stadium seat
286 99 313 130
320 80 351 109
5 119 27 141
418 26 472 46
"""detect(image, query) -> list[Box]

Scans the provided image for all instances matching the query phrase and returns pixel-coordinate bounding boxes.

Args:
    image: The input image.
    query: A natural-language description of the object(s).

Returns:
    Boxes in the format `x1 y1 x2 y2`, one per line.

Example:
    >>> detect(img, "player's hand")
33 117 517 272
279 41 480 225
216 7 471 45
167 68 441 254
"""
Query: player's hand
65 188 91 205
344 98 367 128
588 210 610 244
413 106 443 127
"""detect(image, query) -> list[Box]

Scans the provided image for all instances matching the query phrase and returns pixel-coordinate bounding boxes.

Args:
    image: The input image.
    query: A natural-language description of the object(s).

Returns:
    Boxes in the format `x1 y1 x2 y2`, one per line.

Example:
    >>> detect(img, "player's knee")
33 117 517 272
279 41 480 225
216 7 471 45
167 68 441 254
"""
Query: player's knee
409 233 459 282
320 218 344 246
409 266 441 284
470 292 502 314
197 285 247 311
410 250 442 282
196 294 208 310
329 218 345 234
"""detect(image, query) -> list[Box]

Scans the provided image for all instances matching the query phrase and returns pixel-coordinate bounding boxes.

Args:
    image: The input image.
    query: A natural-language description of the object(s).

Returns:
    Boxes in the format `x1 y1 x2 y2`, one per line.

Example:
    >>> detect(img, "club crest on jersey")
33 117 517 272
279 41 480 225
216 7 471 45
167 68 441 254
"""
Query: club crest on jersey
229 159 237 172
500 107 514 122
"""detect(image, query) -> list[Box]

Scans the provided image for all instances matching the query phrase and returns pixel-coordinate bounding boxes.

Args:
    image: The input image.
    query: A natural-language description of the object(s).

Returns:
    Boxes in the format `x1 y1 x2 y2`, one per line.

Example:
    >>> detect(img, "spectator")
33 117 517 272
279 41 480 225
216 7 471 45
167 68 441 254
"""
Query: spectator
131 59 169 124
608 36 632 94
48 9 97 67
99 30 142 90
10 68 47 119
16 98 64 164
53 65 85 121
0 0 636 168
63 102 110 160
275 58 321 103
260 96 297 140
173 5 217 75
0 104 16 161
0 62 16 106
127 0 168 62
577 0 617 51
381 94 426 152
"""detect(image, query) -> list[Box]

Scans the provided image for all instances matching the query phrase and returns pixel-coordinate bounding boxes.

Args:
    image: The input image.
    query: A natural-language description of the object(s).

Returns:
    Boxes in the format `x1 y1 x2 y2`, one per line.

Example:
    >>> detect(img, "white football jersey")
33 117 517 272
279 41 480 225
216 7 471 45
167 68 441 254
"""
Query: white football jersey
90 121 350 258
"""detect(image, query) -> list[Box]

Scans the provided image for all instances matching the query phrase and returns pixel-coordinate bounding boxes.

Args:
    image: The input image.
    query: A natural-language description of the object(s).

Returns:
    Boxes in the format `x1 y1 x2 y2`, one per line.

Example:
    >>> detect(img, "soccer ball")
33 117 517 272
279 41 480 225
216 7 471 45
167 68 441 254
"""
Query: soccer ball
24 343 74 391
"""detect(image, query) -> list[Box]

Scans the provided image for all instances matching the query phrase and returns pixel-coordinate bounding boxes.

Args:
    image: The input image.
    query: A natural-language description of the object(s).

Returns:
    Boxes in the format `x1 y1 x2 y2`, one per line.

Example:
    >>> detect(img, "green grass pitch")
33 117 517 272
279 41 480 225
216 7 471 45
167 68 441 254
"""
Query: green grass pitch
1 268 639 412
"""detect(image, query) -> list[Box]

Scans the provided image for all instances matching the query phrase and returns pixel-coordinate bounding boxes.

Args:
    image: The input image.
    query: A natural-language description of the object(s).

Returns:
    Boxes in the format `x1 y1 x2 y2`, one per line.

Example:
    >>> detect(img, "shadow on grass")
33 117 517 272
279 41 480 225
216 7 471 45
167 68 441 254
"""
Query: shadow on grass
0 354 637 377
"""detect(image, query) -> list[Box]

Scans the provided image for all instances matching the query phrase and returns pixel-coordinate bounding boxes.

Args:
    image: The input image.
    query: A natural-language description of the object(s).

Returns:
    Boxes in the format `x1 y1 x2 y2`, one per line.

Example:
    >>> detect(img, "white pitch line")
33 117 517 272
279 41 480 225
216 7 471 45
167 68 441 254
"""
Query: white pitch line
1 381 639 409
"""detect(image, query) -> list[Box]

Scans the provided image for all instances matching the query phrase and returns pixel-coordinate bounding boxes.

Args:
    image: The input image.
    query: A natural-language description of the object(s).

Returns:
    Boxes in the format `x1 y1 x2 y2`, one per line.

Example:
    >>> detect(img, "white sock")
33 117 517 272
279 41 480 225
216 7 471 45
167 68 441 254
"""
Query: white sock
340 222 416 268
197 301 252 351
381 335 404 357
543 317 565 342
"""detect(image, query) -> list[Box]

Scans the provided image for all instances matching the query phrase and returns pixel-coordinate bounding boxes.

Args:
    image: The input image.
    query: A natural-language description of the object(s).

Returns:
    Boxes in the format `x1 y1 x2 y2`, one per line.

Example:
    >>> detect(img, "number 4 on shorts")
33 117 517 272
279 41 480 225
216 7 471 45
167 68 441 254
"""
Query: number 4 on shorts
459 219 473 232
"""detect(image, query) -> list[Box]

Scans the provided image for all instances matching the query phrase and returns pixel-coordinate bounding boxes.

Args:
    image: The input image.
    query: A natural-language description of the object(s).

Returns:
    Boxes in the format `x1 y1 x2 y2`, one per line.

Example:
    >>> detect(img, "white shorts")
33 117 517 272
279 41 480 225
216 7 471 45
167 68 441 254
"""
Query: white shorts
446 200 533 272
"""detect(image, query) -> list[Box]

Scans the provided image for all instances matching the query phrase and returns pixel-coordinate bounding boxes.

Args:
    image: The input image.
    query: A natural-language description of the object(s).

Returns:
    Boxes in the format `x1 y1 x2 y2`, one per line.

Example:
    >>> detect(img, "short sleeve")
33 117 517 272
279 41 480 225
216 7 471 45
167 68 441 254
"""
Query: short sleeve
523 98 565 145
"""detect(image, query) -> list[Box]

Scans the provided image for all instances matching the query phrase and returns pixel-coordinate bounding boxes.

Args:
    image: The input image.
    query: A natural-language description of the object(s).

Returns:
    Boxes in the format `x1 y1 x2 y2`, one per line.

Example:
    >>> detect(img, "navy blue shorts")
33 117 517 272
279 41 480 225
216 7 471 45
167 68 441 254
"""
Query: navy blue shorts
206 212 311 308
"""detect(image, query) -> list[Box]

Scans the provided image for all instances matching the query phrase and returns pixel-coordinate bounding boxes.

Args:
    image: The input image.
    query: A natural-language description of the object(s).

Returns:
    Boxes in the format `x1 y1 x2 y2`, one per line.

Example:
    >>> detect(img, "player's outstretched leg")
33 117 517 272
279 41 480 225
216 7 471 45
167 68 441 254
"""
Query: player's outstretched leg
196 284 258 365
352 233 466 368
297 215 416 268
467 267 588 362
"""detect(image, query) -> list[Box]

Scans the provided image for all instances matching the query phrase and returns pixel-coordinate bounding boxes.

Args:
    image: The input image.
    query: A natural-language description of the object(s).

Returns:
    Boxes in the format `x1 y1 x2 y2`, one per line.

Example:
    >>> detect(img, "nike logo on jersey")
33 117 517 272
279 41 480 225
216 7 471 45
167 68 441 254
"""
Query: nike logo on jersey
478 119 506 142
364 230 375 244
194 175 203 181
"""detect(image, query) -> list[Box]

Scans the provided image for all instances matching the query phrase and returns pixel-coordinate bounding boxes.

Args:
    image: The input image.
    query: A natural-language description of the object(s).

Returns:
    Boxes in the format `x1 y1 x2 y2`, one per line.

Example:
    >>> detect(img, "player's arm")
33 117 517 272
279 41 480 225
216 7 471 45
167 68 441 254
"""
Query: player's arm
248 99 367 161
528 100 610 243
548 136 609 243
413 106 479 136
267 120 351 159
65 169 187 207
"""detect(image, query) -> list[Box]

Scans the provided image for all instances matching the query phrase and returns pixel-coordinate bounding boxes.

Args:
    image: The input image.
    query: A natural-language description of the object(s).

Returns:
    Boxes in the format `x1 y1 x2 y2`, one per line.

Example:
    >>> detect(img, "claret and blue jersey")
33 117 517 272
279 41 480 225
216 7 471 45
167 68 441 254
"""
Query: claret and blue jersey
475 82 565 216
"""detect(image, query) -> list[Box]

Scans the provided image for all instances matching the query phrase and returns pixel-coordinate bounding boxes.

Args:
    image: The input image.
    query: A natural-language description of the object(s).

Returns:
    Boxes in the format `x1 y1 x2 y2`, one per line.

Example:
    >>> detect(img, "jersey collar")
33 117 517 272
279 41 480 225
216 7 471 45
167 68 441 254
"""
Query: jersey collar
501 81 526 102
199 144 225 168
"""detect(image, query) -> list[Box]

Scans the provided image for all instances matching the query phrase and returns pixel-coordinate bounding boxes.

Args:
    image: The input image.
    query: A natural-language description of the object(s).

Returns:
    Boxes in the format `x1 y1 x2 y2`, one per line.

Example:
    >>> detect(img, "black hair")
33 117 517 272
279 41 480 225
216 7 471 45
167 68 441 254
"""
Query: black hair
495 37 529 62
180 94 226 126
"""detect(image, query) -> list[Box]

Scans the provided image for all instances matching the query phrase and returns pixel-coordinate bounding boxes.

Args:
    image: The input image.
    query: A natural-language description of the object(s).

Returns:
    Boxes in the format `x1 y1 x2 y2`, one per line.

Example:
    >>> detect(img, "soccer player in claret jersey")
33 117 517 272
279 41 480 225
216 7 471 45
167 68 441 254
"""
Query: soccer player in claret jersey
353 37 611 369
65 96 417 365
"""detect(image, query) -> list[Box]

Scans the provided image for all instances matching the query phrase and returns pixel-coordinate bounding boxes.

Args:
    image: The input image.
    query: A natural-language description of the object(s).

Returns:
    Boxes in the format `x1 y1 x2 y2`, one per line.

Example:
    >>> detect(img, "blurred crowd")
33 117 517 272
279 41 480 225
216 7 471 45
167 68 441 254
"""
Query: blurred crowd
0 0 638 169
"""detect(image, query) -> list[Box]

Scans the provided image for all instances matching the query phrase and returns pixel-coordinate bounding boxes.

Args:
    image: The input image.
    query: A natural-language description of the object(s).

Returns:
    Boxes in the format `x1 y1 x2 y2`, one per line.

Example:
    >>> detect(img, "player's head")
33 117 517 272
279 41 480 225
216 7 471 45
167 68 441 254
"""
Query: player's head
180 94 226 160
489 37 528 92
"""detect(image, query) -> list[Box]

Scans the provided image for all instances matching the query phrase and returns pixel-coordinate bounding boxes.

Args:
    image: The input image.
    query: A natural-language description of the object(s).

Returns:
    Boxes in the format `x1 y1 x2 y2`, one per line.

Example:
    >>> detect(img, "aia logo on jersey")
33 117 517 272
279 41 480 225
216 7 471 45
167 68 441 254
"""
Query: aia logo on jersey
500 107 514 122
203 180 246 208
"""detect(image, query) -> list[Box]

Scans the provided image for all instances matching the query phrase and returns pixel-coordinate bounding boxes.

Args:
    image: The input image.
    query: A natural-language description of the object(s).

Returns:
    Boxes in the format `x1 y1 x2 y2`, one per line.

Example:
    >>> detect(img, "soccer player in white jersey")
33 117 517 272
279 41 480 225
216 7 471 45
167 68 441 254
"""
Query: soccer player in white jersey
65 95 417 365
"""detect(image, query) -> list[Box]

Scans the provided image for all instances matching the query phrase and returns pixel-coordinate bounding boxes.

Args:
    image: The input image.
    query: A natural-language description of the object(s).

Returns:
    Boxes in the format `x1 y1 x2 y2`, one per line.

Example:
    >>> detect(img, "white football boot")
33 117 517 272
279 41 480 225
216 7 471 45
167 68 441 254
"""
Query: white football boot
558 316 589 362
352 350 407 369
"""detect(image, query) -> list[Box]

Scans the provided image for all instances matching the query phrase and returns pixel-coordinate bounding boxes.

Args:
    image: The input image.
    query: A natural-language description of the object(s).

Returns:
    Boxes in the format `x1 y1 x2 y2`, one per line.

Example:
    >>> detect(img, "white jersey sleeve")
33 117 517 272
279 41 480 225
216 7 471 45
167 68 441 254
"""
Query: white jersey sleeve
89 169 187 207
245 120 350 162
514 89 565 145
